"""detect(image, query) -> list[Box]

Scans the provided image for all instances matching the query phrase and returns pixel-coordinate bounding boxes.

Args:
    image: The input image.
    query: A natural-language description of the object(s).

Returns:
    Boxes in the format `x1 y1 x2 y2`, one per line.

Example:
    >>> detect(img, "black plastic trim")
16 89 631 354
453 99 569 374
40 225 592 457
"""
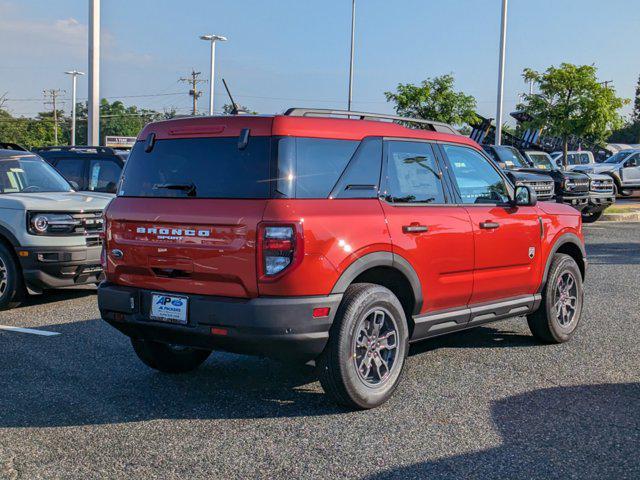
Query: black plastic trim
0 225 20 247
538 234 587 292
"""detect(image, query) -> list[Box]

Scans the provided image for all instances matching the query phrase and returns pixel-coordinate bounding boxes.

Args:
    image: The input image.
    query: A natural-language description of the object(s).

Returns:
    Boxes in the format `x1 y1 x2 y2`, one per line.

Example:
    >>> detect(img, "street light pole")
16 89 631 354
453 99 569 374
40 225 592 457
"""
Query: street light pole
495 0 508 146
65 70 85 146
88 0 100 146
348 0 356 111
200 34 227 115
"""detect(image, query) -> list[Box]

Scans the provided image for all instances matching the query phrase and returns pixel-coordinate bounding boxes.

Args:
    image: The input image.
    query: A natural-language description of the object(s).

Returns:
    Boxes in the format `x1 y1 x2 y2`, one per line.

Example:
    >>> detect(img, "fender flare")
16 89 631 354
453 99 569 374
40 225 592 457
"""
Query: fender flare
0 224 20 247
539 233 586 292
330 251 423 314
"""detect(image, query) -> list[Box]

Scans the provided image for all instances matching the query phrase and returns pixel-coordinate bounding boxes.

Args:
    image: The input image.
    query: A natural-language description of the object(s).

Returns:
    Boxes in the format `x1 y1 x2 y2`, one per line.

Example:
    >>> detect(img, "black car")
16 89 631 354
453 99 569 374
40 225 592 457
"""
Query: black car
482 145 556 202
33 146 125 194
484 145 591 210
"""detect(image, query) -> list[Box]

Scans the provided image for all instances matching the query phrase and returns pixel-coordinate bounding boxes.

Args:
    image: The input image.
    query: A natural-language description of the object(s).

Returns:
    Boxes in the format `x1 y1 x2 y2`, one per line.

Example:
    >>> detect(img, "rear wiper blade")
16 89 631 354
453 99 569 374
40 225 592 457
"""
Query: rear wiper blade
153 183 197 197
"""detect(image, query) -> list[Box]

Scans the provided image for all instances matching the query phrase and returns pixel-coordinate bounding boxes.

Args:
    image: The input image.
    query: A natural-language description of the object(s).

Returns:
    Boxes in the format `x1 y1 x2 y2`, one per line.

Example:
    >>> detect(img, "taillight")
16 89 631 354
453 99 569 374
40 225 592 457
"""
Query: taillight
257 223 303 280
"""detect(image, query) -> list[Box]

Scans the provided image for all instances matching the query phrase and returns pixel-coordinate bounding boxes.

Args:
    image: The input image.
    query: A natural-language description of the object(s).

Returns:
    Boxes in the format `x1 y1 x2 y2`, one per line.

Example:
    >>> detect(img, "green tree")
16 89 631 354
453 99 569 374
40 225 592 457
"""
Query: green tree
518 63 628 167
633 74 640 123
384 74 478 128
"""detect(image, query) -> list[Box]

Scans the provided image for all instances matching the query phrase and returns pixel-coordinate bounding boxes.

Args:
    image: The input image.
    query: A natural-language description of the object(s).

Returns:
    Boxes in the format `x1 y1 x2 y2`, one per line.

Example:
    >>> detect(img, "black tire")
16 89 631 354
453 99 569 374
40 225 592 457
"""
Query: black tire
317 283 409 409
131 338 212 373
581 209 603 223
614 182 633 197
0 242 24 311
527 254 583 344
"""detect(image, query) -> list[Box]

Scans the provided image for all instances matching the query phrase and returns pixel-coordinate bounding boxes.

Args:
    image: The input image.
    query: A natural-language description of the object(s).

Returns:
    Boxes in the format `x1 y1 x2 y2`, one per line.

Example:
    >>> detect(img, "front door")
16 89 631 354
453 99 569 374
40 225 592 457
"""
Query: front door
380 140 474 314
620 153 640 187
439 143 543 305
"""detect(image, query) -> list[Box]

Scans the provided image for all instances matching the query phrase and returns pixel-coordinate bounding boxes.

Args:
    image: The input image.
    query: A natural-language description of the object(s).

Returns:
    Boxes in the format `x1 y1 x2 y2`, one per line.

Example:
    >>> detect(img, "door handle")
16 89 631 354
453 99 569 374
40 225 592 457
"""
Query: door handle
479 221 500 230
403 224 429 234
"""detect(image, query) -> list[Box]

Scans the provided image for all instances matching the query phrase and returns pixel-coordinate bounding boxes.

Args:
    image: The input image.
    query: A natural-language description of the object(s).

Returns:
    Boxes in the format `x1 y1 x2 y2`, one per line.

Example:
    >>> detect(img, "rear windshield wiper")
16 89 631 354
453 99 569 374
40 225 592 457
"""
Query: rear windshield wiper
153 183 197 197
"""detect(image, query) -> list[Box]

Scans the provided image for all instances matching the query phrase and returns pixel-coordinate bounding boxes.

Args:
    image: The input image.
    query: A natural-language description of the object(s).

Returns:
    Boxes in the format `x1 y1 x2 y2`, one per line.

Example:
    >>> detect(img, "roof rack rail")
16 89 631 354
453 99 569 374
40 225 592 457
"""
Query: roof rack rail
283 108 460 135
0 142 28 152
32 146 117 155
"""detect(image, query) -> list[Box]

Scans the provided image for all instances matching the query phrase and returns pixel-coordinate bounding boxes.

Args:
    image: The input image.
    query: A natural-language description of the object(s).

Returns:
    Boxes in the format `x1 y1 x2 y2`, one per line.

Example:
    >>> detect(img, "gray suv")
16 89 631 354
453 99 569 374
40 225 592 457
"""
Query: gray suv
0 148 111 309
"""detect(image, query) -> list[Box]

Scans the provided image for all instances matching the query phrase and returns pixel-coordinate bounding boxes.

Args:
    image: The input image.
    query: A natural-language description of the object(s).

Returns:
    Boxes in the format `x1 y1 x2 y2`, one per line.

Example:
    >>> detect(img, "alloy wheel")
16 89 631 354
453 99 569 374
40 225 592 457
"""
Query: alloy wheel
0 256 7 297
554 272 578 327
352 308 399 387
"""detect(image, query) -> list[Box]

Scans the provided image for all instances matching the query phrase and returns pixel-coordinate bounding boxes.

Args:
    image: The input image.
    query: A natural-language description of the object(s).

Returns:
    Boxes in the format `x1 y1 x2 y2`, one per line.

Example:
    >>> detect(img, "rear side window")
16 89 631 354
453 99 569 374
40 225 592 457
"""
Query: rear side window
330 138 382 199
119 137 271 198
383 141 446 204
276 138 358 198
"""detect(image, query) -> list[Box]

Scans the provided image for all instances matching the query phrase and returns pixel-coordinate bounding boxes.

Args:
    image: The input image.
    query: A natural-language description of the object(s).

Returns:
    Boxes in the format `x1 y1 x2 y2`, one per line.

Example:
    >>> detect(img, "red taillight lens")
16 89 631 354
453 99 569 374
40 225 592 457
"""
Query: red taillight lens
258 223 302 280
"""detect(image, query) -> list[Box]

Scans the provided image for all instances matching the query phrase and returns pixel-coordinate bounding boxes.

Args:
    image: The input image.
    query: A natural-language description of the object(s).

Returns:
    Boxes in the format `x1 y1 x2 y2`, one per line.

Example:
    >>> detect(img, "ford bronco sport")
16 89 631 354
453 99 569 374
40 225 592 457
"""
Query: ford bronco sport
0 147 111 310
98 109 587 409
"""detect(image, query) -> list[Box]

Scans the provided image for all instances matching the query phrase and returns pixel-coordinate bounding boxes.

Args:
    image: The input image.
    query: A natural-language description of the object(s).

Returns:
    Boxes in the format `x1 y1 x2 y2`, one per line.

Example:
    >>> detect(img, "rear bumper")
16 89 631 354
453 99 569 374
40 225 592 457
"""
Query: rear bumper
17 245 104 292
98 283 342 361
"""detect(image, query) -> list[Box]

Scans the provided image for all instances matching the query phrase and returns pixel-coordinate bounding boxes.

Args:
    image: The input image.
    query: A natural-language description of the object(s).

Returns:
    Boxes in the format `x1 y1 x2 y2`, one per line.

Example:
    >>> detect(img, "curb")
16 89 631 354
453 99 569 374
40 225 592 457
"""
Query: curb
600 211 640 222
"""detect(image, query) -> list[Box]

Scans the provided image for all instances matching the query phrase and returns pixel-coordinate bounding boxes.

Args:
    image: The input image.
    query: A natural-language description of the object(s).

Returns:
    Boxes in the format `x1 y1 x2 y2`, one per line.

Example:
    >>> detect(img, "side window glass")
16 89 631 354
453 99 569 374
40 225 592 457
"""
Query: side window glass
331 138 382 199
443 145 510 205
89 159 122 193
54 159 85 188
383 141 445 204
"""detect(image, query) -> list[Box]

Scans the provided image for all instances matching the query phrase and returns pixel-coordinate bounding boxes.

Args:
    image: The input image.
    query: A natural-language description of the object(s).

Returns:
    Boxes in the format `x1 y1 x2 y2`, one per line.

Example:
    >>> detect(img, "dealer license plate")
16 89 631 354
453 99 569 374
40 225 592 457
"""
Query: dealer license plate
150 294 188 324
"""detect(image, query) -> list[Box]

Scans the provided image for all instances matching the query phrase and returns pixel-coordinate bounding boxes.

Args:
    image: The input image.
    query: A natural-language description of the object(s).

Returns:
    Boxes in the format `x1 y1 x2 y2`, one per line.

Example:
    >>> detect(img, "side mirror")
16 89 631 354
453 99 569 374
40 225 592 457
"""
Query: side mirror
69 180 80 191
513 185 537 207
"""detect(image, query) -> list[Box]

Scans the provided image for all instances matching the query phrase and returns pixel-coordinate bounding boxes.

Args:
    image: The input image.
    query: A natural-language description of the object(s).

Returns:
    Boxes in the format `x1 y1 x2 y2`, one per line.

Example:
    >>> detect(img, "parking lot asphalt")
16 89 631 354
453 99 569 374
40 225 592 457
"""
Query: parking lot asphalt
0 223 639 480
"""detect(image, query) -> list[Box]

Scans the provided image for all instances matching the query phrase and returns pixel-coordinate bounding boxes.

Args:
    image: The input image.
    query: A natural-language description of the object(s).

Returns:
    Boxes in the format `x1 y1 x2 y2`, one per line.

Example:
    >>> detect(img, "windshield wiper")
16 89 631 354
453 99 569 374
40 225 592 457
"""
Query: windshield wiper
153 183 197 197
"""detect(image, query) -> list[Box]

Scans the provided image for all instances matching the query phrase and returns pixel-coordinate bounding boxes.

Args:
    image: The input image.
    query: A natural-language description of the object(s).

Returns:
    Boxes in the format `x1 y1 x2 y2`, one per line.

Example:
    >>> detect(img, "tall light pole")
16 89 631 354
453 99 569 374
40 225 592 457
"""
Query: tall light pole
65 70 85 146
200 34 227 115
348 0 356 111
88 0 100 146
495 0 508 146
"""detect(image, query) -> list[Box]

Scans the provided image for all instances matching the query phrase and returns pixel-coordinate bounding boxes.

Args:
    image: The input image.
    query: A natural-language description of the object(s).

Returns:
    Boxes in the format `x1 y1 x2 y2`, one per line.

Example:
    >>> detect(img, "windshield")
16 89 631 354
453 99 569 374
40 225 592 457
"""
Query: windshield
493 146 529 169
605 151 636 164
0 154 72 194
527 152 555 170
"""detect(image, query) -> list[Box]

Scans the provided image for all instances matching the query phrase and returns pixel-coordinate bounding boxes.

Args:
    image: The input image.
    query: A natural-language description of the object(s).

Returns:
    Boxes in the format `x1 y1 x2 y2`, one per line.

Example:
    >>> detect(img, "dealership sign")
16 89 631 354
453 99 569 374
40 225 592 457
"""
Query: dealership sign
105 136 137 149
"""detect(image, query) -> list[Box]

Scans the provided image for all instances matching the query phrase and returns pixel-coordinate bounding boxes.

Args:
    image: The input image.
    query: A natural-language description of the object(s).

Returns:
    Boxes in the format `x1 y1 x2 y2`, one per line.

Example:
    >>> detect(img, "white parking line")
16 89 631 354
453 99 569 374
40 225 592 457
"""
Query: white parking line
0 325 60 336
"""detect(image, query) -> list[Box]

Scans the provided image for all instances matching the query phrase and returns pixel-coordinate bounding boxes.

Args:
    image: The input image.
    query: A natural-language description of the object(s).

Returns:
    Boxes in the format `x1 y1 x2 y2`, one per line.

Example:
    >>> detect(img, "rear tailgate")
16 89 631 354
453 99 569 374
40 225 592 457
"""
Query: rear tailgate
105 198 266 298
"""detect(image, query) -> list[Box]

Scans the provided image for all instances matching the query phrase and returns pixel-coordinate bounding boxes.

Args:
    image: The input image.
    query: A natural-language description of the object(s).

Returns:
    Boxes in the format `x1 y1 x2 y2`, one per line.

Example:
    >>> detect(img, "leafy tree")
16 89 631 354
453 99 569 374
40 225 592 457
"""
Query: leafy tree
633 74 640 123
385 74 478 128
518 63 628 167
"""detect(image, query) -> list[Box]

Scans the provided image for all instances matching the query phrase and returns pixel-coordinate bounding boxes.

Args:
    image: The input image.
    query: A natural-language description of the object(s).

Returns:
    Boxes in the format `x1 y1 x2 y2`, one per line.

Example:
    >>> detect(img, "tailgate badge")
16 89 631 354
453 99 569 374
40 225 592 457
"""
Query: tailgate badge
111 249 124 259
528 247 536 260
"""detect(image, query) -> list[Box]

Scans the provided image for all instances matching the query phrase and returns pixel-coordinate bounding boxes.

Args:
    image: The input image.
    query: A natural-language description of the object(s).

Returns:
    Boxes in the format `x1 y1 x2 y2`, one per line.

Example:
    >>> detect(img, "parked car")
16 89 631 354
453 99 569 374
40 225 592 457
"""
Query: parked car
482 145 557 203
551 151 596 171
573 149 640 197
98 109 586 409
0 147 111 310
524 150 614 223
33 146 124 194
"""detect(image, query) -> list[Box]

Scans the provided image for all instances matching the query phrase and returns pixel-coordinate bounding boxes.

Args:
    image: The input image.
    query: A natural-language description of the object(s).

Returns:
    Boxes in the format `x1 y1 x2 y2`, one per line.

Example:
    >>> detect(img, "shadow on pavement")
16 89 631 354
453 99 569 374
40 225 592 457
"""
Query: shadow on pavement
366 383 640 479
15 287 96 309
586 241 640 266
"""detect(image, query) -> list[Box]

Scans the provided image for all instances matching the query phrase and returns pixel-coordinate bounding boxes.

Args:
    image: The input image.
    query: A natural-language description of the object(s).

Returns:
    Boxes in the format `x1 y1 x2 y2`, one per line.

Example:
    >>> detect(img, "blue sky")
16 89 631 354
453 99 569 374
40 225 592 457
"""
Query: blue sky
1 0 638 123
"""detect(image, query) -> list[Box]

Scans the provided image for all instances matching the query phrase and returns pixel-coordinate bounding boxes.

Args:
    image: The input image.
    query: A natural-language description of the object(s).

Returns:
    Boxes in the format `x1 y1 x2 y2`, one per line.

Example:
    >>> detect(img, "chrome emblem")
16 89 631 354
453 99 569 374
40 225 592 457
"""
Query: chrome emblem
110 249 124 259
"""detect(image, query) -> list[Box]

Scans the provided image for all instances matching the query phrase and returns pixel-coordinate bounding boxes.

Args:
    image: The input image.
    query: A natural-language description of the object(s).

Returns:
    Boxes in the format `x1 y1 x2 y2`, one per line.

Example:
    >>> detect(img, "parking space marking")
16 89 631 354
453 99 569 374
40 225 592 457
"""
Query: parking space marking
0 325 60 336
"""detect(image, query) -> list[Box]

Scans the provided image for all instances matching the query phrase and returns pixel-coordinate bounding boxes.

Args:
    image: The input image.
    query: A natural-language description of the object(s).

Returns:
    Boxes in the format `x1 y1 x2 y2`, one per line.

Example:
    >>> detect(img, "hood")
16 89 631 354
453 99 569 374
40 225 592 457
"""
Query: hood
583 172 613 181
507 170 553 182
574 164 618 174
0 191 112 211
536 201 580 216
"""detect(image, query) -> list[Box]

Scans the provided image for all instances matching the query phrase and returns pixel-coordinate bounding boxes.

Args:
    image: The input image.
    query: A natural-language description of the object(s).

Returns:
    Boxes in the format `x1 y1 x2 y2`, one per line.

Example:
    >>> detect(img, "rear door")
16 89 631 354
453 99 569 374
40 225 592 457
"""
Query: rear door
380 140 474 314
439 144 543 305
105 135 273 299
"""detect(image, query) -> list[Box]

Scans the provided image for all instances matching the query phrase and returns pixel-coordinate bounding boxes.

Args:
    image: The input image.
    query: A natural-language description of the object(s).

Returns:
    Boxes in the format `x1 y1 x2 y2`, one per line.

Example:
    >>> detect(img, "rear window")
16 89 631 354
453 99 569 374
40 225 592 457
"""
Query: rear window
119 137 272 199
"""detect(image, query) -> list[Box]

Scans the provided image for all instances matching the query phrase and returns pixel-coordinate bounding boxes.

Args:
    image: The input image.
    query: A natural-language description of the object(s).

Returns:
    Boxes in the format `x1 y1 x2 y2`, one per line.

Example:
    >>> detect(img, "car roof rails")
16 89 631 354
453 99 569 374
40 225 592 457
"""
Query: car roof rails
32 145 117 155
283 108 460 135
0 142 28 151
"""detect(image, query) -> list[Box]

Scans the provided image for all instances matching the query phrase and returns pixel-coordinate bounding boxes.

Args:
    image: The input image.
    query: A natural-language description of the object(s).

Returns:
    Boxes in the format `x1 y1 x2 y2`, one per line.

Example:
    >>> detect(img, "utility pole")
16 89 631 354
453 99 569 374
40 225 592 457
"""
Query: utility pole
348 0 356 111
88 0 100 146
179 70 206 115
65 70 85 145
44 89 65 145
600 80 614 89
495 0 508 146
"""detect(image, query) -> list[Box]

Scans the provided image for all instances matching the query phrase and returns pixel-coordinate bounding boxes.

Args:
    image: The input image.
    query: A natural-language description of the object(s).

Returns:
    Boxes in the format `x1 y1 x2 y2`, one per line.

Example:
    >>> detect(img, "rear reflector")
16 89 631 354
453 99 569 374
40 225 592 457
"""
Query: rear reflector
210 327 228 336
312 307 330 318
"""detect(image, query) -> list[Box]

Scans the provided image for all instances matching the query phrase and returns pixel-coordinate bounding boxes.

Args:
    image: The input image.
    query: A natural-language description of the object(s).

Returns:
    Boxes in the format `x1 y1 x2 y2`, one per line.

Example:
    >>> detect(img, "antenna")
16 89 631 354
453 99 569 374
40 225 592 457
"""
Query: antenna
222 78 239 115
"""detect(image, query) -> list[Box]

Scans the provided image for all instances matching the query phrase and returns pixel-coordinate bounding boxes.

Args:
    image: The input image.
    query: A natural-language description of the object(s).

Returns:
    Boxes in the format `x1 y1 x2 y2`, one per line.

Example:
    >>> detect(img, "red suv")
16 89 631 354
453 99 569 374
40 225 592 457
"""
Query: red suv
99 109 586 409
